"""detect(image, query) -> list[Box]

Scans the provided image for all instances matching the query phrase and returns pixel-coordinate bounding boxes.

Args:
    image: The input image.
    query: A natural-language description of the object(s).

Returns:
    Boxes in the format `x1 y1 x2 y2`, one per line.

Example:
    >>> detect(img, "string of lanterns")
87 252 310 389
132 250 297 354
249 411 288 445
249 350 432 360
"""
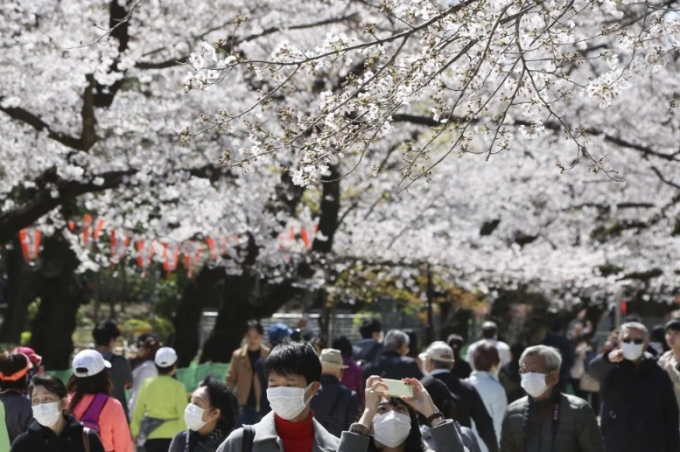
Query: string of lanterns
14 215 319 277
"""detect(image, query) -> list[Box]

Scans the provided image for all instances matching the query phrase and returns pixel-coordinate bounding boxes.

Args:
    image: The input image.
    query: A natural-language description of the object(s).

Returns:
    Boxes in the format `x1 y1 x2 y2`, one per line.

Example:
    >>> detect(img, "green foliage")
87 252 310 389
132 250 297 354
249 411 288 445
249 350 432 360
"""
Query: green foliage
20 331 31 346
122 316 175 343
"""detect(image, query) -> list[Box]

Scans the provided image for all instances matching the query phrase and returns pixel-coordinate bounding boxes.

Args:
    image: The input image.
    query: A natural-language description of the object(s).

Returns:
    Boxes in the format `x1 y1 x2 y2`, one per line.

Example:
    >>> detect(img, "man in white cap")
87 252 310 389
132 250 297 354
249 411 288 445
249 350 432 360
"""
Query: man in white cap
131 347 188 452
421 341 498 452
310 348 361 437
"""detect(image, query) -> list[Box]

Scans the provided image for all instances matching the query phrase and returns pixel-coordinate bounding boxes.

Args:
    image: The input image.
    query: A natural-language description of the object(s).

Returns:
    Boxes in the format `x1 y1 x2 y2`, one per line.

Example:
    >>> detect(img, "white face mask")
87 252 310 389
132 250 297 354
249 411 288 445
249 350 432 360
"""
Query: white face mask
621 342 645 361
267 384 313 420
521 372 548 398
184 403 208 431
32 402 62 427
373 411 411 448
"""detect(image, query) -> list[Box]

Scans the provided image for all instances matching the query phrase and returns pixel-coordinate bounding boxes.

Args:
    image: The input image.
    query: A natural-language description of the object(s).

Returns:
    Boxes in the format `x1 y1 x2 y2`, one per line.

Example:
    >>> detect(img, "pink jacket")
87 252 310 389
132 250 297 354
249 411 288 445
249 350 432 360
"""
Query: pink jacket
70 393 133 452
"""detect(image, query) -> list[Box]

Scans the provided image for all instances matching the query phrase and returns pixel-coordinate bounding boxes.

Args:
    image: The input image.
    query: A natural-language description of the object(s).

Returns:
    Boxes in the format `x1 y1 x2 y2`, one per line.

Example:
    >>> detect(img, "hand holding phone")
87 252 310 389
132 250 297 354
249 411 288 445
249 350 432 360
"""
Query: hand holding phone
381 378 414 398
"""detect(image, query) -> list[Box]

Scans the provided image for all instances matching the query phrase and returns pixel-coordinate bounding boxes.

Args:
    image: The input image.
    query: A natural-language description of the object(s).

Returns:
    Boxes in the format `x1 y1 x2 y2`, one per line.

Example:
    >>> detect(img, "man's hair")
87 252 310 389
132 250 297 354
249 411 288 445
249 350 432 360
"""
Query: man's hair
473 343 500 372
620 322 649 339
156 363 177 375
246 320 264 336
481 322 498 339
383 330 409 352
92 320 120 347
265 339 322 385
359 318 382 339
519 345 562 373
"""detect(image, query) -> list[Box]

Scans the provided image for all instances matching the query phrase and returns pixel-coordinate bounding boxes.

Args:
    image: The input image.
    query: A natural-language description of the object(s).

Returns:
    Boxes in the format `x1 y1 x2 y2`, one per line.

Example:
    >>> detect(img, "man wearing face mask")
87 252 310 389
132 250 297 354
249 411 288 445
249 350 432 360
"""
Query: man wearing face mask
589 322 679 452
216 340 339 452
500 345 603 452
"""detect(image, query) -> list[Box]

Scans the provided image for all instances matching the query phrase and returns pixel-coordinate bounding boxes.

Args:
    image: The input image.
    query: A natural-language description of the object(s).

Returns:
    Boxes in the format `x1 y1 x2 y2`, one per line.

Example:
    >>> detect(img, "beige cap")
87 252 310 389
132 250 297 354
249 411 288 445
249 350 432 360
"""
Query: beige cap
425 341 455 362
320 348 348 368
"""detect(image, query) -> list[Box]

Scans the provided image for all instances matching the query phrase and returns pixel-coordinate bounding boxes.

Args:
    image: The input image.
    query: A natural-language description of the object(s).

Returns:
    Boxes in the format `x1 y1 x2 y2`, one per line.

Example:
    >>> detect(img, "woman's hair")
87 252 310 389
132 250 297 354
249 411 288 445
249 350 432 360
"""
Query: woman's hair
66 370 113 413
136 334 161 361
446 334 464 359
472 342 500 372
368 397 426 452
29 375 68 400
0 352 31 391
199 375 238 432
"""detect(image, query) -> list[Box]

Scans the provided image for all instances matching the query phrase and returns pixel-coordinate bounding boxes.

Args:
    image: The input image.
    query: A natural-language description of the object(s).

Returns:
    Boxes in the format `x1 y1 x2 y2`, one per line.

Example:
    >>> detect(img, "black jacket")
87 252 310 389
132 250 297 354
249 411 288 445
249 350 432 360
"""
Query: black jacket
310 375 361 438
590 352 679 452
10 416 105 452
541 333 575 391
0 390 34 443
169 429 229 452
422 372 498 452
362 350 423 386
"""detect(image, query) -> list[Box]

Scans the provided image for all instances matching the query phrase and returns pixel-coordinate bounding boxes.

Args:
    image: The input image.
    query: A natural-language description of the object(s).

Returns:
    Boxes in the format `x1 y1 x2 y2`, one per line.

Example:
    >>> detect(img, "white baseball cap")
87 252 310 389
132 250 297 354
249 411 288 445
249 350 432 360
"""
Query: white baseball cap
155 347 178 367
72 350 111 378
425 341 455 362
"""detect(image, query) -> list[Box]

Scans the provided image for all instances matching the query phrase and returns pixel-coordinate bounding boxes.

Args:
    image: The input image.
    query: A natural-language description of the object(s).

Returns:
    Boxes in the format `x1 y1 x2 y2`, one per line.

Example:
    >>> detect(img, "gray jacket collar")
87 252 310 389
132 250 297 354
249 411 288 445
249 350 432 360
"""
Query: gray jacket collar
253 412 339 452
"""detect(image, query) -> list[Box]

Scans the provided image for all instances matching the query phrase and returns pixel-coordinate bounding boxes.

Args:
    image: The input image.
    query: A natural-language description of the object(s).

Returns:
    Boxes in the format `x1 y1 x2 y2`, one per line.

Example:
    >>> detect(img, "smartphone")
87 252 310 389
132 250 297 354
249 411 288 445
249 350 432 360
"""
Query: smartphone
381 379 414 398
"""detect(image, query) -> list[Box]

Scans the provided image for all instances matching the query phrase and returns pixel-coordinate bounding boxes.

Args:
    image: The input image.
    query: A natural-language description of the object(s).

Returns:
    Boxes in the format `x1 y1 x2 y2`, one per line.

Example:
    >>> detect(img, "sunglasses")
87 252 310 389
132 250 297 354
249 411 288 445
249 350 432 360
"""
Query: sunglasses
622 338 644 345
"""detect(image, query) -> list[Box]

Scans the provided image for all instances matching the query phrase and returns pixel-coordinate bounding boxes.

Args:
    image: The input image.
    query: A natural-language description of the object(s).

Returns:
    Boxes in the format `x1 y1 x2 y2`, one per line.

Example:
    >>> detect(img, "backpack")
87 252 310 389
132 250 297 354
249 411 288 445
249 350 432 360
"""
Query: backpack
242 424 255 452
80 393 109 432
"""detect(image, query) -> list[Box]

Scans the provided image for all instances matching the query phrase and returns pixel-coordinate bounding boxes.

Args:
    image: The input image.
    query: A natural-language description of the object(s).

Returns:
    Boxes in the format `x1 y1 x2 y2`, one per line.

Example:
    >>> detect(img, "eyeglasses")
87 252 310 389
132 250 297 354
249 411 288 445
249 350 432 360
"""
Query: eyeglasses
621 338 644 345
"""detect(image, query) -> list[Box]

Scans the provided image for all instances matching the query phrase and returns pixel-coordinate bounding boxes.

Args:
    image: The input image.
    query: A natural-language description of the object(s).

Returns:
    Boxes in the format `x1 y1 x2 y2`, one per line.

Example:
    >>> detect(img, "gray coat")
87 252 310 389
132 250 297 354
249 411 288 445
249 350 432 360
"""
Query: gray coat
338 419 469 452
216 412 339 452
500 393 604 452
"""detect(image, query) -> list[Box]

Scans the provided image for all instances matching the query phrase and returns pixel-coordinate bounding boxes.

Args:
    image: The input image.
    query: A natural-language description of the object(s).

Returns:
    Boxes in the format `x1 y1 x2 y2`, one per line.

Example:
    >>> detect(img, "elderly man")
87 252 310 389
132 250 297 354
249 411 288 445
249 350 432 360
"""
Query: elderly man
500 345 603 452
466 322 511 369
590 322 679 452
362 329 422 386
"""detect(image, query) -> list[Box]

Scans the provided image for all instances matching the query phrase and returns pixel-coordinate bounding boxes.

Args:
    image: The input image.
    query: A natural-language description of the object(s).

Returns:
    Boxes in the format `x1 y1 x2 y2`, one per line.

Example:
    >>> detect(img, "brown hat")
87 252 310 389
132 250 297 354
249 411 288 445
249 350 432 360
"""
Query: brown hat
320 349 348 368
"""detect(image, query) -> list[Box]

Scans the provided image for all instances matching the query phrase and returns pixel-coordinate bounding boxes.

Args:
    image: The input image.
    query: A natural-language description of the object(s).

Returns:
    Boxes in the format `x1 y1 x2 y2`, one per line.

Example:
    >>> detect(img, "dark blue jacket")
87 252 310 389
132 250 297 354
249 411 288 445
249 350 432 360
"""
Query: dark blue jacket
362 350 423 387
590 352 679 452
310 375 360 438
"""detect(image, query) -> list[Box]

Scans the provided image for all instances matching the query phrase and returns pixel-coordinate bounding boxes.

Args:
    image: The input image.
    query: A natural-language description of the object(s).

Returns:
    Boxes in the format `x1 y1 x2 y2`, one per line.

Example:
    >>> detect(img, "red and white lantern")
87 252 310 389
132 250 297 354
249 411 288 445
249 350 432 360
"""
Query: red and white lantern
18 228 42 263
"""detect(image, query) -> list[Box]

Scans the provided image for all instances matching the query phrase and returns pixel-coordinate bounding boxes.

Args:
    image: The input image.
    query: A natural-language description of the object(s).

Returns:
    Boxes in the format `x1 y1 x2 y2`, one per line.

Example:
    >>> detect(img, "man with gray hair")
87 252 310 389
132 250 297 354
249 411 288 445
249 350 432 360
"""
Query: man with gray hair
362 329 422 386
590 321 679 452
500 345 604 452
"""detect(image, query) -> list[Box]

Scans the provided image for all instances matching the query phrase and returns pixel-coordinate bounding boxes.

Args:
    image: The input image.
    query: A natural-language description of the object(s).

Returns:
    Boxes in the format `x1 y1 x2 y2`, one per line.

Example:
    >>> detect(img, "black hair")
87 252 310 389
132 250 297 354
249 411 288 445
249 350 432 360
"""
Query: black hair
67 370 113 413
482 323 498 339
404 329 419 359
368 398 425 452
92 320 121 347
360 318 382 339
0 352 30 391
332 336 354 359
510 342 526 362
246 320 264 336
310 335 327 353
447 334 464 359
264 339 322 385
156 364 177 375
549 320 564 334
199 374 238 432
29 374 68 400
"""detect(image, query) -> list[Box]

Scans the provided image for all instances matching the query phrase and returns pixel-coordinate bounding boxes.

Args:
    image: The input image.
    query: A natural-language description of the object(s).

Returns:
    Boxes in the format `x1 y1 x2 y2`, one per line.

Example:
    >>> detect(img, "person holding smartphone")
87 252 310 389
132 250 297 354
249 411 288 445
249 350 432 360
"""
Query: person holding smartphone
338 375 469 451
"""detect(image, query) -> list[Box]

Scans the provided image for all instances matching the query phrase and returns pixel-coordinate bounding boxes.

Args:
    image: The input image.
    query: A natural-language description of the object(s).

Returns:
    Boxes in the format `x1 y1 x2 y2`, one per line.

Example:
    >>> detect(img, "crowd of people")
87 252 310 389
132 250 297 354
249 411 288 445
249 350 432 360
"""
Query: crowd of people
1 315 680 451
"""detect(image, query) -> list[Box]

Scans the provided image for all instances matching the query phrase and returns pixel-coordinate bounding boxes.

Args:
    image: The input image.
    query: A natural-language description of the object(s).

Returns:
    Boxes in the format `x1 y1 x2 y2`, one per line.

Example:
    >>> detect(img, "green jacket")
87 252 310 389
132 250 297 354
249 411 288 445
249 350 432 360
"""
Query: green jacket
500 392 604 452
131 375 188 440
0 402 9 452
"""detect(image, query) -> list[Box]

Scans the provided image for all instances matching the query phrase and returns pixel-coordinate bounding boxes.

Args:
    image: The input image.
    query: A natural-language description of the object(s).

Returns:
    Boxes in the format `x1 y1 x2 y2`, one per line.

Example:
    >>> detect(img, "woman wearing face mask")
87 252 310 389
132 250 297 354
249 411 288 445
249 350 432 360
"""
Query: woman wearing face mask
338 375 470 452
170 375 239 452
10 375 105 452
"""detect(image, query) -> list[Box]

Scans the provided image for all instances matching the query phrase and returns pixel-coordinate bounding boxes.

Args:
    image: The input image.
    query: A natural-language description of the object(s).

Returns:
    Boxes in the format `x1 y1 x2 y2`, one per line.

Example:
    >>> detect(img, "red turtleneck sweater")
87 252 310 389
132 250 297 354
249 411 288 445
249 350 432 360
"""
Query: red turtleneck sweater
274 412 314 452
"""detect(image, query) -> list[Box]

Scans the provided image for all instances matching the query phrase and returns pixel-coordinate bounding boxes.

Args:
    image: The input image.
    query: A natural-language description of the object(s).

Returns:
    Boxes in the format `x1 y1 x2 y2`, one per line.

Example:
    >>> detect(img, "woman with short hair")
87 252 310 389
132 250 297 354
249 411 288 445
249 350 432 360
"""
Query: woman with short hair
10 375 105 452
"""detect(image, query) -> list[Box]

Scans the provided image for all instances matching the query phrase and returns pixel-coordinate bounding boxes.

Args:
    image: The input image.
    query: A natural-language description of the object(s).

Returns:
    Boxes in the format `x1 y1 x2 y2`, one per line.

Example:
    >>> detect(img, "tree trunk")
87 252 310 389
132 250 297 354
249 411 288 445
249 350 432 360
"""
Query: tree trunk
171 266 226 367
30 235 83 370
0 238 39 344
200 276 302 363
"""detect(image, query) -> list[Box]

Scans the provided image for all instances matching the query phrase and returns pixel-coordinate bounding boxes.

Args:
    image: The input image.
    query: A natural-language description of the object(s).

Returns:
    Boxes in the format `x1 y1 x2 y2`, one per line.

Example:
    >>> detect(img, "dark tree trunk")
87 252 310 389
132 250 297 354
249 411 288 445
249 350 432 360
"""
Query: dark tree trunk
200 277 302 363
30 236 83 370
0 238 39 343
171 266 226 367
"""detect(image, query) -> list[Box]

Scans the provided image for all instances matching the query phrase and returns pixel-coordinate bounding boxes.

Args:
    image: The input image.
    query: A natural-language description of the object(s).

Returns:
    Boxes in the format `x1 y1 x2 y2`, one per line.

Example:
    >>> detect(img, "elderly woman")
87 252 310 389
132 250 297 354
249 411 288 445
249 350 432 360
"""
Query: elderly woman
337 376 470 451
500 345 603 452
466 343 506 452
